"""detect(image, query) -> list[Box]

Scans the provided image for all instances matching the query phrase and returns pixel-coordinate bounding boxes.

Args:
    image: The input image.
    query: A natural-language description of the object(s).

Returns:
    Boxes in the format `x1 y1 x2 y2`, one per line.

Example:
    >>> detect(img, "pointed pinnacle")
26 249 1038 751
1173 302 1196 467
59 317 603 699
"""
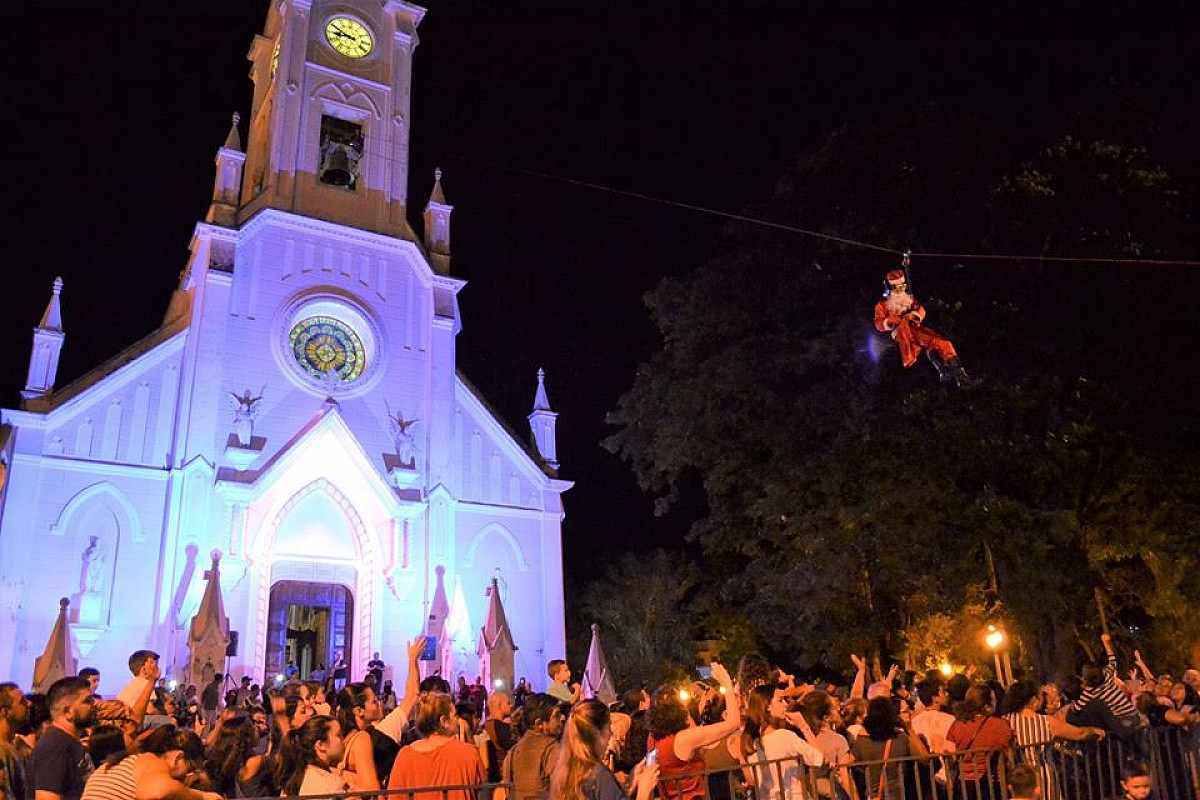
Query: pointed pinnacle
224 112 243 151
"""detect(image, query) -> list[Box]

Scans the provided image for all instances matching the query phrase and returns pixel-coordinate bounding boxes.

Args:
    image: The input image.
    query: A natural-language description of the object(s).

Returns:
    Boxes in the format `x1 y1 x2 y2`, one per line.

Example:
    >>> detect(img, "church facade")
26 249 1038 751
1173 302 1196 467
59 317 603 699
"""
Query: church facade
0 0 570 692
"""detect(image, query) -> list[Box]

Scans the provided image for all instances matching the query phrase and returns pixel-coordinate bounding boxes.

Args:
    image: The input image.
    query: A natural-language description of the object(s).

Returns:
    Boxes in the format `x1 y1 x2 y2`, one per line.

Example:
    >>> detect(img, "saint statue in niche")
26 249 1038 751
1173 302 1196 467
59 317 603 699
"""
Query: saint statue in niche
81 535 107 594
229 387 265 446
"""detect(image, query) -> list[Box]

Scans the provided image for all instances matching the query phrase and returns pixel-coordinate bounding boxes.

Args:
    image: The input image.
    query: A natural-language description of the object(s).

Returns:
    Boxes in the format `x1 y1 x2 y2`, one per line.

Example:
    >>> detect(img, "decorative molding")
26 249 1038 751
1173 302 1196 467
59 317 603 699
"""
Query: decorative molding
49 481 145 542
462 523 528 572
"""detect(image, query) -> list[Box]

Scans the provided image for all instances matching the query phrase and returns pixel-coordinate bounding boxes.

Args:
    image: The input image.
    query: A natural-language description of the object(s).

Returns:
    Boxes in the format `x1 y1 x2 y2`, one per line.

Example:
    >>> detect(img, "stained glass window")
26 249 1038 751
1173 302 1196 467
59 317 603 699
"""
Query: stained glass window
288 315 366 382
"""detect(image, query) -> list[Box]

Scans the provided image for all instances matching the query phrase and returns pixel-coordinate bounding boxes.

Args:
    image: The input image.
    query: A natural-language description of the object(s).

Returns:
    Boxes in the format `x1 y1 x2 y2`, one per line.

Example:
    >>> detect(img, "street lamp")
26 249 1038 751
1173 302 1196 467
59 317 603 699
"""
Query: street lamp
985 625 1012 685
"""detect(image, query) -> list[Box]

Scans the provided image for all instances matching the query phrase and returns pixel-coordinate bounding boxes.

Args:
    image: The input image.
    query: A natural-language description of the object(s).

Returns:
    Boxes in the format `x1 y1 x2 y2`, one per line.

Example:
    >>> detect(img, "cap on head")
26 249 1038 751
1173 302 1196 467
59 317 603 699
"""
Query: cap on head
885 269 907 287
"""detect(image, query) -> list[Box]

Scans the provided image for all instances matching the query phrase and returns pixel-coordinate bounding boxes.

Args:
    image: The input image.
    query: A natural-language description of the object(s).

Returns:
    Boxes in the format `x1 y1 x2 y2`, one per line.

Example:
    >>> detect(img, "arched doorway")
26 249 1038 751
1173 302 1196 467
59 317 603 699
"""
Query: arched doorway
265 580 353 682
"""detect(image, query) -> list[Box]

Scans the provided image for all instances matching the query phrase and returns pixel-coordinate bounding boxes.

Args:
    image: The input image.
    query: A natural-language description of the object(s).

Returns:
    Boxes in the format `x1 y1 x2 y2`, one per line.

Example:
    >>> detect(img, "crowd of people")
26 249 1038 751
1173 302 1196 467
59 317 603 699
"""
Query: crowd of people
0 632 1196 800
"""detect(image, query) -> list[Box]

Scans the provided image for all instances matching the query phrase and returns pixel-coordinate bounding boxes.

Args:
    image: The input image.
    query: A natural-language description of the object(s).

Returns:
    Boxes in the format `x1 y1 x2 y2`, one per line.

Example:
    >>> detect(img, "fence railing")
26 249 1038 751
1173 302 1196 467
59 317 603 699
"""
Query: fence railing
243 725 1198 800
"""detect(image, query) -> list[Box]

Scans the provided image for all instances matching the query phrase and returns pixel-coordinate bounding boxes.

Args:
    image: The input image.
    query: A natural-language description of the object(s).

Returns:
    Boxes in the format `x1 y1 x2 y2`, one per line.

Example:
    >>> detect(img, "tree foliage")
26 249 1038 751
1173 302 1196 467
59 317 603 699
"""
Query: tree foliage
579 549 700 688
603 111 1198 679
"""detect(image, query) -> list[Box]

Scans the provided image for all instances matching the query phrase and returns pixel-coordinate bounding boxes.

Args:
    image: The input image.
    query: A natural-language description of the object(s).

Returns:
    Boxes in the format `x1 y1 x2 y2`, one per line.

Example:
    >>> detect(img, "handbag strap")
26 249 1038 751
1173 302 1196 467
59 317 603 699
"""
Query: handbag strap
963 717 987 750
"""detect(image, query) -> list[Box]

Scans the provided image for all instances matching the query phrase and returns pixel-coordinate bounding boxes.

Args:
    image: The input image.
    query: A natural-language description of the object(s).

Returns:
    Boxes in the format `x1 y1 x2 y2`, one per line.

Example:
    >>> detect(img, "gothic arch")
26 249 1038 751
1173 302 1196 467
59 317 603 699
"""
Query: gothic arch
255 477 377 564
312 81 382 119
463 523 528 572
249 478 380 675
50 481 144 542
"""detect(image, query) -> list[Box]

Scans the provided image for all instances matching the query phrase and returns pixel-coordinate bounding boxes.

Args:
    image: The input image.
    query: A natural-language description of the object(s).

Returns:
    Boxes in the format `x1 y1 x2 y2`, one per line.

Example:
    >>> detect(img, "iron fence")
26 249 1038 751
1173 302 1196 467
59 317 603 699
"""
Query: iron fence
241 725 1198 800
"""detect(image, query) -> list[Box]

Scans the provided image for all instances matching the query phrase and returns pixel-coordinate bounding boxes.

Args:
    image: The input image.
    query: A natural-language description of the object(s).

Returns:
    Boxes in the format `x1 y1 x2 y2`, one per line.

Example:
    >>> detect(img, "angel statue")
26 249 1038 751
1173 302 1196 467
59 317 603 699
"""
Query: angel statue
386 402 420 468
229 387 265 446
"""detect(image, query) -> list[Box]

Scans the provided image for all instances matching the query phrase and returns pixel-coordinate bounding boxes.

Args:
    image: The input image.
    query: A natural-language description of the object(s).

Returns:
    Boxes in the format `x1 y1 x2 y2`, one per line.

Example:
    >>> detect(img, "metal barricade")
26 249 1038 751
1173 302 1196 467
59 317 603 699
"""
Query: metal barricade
237 727 1199 800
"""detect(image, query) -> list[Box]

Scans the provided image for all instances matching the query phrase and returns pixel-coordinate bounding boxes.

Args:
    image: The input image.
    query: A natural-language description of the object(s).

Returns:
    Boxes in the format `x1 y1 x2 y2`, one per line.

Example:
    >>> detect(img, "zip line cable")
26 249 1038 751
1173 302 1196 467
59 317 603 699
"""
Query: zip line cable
440 152 1200 267
288 126 1200 267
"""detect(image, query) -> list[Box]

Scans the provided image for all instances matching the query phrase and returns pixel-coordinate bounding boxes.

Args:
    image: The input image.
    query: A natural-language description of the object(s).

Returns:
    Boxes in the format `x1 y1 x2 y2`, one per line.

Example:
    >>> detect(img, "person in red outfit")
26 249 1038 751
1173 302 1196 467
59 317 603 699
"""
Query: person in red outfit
874 268 975 387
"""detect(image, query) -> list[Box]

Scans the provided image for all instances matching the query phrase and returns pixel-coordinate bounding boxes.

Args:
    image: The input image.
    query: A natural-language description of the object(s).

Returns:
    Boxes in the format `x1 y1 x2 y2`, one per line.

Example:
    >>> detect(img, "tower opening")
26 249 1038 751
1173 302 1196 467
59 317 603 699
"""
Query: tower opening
319 115 363 189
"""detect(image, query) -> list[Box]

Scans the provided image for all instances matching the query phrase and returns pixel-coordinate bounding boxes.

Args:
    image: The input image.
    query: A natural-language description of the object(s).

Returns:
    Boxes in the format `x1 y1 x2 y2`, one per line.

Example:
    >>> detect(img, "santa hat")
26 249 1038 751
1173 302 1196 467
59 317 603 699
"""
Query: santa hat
885 269 906 285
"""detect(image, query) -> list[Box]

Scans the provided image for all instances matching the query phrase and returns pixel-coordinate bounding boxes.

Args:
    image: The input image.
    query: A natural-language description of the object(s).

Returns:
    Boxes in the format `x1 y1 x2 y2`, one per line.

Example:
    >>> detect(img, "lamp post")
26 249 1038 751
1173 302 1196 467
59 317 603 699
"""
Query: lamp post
985 625 1009 685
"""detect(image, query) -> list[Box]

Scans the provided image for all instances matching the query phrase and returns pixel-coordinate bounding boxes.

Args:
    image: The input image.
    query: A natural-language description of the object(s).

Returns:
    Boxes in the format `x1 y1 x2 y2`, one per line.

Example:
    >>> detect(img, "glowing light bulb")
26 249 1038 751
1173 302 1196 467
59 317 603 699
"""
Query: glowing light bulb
939 663 954 677
678 688 690 702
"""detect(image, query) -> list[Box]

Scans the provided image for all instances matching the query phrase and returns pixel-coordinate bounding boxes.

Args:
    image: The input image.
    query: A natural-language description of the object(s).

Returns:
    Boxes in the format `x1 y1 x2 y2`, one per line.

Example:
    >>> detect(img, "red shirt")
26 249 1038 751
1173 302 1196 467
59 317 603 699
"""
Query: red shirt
947 716 1013 781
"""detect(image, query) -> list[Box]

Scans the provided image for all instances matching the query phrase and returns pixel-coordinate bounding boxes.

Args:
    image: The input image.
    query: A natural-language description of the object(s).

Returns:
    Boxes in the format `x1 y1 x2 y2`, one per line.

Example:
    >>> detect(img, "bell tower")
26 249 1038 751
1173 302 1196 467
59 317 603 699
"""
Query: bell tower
238 0 426 239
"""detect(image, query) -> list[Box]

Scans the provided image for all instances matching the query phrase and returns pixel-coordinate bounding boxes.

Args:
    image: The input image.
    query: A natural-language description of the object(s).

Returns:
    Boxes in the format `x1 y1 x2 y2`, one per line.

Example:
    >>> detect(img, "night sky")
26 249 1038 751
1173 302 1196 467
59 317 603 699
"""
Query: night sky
7 2 1196 591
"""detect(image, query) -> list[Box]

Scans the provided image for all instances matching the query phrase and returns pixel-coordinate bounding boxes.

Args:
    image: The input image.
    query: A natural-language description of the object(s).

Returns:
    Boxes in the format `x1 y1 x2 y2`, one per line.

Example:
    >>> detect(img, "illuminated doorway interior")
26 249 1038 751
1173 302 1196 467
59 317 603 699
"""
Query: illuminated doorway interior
266 580 353 681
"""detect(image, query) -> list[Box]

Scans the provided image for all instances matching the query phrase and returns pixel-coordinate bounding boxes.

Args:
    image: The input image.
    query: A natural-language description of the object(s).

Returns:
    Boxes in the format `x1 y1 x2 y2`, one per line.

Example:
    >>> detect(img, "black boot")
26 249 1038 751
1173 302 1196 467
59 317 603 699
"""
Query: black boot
928 352 953 384
947 357 978 388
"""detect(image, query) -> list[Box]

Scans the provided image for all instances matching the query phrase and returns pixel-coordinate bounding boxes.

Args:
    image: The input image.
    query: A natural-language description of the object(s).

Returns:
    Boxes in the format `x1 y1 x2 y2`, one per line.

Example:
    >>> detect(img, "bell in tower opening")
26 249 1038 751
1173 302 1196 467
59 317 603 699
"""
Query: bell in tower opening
319 115 364 189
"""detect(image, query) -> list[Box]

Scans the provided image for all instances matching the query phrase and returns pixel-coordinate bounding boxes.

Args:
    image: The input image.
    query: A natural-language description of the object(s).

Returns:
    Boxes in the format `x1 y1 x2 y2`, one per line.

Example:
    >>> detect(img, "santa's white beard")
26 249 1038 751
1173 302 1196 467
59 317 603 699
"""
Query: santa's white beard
885 291 914 315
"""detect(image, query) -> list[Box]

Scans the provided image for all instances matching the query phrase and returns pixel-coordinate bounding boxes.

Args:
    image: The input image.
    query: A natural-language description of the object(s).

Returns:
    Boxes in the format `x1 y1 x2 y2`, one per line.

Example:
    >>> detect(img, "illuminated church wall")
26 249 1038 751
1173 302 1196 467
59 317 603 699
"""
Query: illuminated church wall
0 0 570 694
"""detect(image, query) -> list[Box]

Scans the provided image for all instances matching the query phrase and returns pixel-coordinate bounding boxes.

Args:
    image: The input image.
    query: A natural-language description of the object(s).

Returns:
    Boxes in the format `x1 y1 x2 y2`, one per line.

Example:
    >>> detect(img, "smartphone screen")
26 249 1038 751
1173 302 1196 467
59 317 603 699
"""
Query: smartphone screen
420 635 437 661
645 748 658 766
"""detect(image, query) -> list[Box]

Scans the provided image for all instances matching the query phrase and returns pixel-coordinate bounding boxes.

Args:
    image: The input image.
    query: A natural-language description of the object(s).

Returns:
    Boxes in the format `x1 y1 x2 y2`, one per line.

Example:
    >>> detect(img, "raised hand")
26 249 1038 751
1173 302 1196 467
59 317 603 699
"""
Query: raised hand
407 634 426 662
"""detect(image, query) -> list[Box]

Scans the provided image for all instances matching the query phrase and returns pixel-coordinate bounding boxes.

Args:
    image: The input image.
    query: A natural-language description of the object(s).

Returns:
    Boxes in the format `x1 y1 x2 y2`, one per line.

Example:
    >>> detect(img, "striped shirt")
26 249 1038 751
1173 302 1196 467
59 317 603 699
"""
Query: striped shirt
1070 655 1136 718
1003 712 1053 747
81 753 148 800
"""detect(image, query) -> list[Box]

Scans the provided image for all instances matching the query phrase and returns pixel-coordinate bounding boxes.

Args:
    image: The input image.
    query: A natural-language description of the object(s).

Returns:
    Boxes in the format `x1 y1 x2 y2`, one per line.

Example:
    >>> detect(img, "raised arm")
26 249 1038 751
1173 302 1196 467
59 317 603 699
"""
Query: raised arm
400 634 424 717
1133 650 1156 682
674 662 741 760
850 654 867 700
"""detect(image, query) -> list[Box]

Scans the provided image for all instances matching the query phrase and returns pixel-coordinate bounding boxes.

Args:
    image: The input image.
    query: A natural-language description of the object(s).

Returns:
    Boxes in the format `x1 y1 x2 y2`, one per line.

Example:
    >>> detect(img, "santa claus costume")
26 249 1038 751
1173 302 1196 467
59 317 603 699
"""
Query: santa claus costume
873 268 974 387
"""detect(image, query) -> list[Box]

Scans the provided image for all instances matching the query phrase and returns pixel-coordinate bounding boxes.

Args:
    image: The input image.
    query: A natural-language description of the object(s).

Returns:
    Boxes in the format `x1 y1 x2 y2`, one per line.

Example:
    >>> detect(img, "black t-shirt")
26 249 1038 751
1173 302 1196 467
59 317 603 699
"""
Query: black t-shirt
28 726 92 800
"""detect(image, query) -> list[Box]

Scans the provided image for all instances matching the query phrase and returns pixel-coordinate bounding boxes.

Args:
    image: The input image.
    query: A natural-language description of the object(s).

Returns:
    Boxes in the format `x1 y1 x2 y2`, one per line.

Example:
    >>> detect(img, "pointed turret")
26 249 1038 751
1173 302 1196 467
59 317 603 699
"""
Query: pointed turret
423 168 453 274
206 113 246 227
187 550 231 687
582 623 617 705
439 576 473 683
32 598 77 692
22 277 65 403
528 368 559 473
476 578 517 694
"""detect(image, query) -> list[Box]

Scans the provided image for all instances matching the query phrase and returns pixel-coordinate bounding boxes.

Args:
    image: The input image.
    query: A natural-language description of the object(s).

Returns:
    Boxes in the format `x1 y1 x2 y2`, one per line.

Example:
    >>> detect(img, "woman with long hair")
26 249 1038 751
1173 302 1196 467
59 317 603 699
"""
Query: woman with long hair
205 713 276 798
647 662 741 800
946 686 1013 800
550 699 658 800
335 681 386 790
388 691 485 800
801 691 855 800
275 715 347 797
82 724 219 800
849 697 928 800
737 683 824 800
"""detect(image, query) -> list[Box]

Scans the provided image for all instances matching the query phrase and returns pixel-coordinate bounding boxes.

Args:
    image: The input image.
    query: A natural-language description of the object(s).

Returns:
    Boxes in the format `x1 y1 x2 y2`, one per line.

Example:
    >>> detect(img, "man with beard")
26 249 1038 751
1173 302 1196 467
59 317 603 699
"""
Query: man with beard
29 677 97 800
1 683 31 800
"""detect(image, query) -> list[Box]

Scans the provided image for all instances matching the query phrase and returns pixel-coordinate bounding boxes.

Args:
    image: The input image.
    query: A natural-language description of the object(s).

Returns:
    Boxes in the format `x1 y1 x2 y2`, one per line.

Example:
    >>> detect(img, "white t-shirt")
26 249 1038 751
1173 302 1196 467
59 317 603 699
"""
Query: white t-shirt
911 709 956 753
750 729 825 800
115 677 150 710
296 765 347 796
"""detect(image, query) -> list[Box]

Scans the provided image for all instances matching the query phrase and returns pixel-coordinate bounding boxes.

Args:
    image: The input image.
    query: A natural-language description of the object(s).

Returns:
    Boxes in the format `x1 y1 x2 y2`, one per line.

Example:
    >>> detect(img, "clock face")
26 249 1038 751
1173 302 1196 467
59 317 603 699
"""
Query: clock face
325 17 373 58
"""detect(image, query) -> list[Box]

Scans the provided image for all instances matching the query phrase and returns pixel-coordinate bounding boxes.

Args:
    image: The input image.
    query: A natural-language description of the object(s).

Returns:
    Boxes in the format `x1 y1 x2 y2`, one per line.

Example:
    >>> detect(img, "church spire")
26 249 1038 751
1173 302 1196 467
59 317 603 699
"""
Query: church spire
423 168 453 274
476 577 517 693
188 550 231 687
32 598 77 692
22 277 66 403
528 368 559 473
206 113 246 227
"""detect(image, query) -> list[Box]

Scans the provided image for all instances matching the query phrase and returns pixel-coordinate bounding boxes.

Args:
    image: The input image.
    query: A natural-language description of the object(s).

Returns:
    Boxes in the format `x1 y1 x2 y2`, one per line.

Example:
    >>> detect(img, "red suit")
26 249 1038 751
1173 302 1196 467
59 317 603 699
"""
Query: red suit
873 290 957 368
